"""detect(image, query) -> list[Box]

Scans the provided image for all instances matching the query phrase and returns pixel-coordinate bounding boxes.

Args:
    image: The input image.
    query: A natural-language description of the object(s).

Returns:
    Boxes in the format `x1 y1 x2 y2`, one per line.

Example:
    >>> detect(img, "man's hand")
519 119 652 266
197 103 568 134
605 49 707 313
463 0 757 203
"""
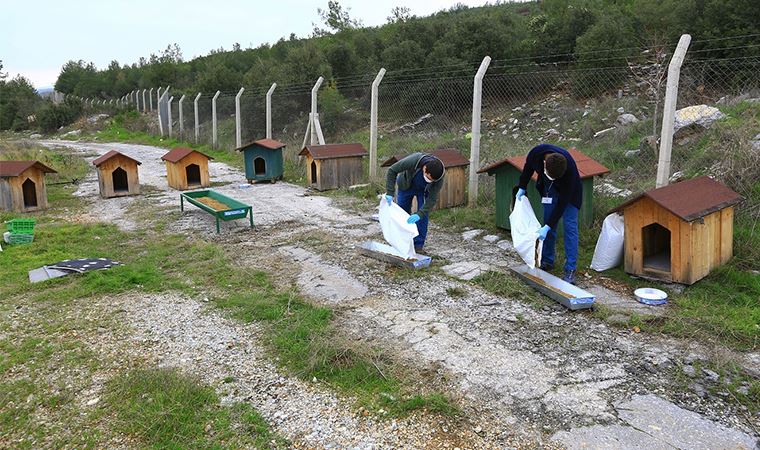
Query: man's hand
516 188 526 201
407 214 420 224
385 194 393 205
537 224 551 240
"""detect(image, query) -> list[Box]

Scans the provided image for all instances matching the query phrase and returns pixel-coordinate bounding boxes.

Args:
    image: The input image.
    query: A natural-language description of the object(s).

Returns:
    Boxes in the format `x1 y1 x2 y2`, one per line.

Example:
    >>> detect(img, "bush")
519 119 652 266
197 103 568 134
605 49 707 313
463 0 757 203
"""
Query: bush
36 98 84 133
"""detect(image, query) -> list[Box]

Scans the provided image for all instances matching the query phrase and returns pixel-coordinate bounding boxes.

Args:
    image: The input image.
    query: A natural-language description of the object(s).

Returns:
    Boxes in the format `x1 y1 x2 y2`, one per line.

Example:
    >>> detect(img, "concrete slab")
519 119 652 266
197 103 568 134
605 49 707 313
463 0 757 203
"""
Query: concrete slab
553 424 674 450
587 285 666 317
461 229 484 240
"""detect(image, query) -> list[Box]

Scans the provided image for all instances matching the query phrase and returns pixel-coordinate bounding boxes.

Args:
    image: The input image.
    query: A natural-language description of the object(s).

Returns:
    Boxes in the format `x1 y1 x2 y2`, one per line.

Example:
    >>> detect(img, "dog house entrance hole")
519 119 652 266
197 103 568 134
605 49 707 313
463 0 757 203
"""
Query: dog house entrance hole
642 223 671 273
310 161 317 184
22 178 38 208
254 157 266 176
186 164 201 186
112 167 129 192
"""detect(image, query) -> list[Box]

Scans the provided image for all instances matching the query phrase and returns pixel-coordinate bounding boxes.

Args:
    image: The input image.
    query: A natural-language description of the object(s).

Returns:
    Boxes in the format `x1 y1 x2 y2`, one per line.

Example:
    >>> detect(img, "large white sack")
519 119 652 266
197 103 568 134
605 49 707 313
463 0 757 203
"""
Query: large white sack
378 198 419 260
509 197 543 269
590 213 625 271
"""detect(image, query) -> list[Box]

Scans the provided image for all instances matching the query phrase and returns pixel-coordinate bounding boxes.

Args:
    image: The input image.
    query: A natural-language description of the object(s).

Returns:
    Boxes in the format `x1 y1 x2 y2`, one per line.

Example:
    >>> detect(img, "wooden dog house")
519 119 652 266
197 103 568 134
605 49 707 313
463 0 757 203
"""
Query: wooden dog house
299 143 367 191
0 160 57 212
381 149 470 210
161 147 212 190
92 150 141 198
477 148 609 230
611 176 741 285
236 138 286 183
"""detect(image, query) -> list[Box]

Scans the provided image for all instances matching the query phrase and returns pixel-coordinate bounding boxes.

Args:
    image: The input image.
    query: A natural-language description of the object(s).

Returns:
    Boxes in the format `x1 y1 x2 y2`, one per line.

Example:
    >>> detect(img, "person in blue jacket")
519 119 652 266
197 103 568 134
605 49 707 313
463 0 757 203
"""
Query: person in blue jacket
385 153 446 252
516 144 581 284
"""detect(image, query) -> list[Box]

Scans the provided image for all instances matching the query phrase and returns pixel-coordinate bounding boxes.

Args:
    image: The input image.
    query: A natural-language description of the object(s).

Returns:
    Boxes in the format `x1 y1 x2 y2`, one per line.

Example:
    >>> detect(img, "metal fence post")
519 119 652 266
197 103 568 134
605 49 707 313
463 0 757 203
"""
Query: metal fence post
235 87 245 148
194 92 201 144
149 88 153 111
656 34 691 188
266 83 276 139
212 90 221 148
369 68 386 178
168 96 174 137
178 94 186 138
469 56 492 206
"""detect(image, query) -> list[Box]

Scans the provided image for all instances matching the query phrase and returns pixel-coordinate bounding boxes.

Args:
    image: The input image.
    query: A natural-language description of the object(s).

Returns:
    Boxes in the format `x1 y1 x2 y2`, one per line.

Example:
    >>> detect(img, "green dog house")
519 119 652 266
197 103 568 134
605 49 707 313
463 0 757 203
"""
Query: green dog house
236 138 286 183
477 148 609 230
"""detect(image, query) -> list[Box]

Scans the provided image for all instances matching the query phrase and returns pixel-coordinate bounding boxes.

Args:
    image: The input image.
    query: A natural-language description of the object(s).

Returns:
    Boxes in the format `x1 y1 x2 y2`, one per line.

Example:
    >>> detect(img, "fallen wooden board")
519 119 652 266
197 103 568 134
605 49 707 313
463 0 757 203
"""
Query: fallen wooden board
358 241 432 269
510 264 595 310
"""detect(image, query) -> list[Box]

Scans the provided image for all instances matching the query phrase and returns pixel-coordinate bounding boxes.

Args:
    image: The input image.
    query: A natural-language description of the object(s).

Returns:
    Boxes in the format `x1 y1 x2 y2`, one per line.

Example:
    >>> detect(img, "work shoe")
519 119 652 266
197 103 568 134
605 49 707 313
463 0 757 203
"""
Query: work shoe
562 270 576 285
414 246 425 254
539 262 554 272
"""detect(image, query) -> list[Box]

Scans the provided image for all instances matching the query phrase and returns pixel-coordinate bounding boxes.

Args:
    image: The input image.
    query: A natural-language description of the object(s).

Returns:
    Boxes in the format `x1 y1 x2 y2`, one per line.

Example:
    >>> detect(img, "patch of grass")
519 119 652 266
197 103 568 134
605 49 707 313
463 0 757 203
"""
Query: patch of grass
107 368 287 448
446 287 467 298
430 205 499 234
471 270 547 307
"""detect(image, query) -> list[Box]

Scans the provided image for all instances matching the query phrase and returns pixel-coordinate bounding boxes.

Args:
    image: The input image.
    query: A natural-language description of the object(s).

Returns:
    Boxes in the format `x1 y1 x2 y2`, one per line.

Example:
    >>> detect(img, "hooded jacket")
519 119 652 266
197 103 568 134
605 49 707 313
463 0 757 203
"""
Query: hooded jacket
385 152 445 218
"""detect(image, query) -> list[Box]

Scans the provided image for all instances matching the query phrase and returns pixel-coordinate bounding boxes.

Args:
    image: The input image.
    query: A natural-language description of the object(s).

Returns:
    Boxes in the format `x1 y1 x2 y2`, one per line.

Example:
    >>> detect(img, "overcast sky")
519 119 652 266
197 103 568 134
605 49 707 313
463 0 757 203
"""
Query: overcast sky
1 0 497 89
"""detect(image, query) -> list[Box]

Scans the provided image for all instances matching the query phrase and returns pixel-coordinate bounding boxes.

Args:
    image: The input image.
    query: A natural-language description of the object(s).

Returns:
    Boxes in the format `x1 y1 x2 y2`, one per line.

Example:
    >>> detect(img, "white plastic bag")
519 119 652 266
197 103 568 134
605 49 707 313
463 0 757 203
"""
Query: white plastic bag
590 213 625 271
378 198 419 259
509 197 543 269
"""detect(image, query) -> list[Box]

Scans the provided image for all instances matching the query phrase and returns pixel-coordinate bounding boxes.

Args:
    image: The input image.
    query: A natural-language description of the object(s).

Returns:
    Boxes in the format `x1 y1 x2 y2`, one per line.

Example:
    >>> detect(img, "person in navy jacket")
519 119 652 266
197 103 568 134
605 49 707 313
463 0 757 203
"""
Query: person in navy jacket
516 144 581 284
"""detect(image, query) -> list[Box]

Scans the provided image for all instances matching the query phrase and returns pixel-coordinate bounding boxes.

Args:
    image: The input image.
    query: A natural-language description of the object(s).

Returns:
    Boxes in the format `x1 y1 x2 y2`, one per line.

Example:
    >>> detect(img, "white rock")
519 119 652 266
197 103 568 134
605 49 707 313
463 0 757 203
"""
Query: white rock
482 234 500 243
594 182 632 198
461 229 483 241
616 113 639 126
674 105 725 134
617 107 625 113
29 133 42 139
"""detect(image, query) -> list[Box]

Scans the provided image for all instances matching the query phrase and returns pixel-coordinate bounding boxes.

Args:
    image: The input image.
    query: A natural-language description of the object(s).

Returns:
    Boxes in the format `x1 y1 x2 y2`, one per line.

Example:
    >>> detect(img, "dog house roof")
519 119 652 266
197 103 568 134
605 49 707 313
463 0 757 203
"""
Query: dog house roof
235 138 286 151
0 160 57 177
477 148 609 180
299 143 367 160
380 149 470 168
161 147 212 163
92 150 142 167
610 176 742 222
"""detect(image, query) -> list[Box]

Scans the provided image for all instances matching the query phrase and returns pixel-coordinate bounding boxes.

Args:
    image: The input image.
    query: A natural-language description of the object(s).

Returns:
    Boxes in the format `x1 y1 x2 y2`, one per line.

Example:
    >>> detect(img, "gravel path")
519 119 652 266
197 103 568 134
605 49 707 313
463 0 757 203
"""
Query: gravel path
39 139 759 449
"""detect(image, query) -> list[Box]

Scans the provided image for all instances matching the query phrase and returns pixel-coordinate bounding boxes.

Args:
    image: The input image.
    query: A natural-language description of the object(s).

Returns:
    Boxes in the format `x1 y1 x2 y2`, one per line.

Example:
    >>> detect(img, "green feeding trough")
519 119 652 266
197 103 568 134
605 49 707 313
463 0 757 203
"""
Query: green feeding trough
180 189 253 233
477 148 609 231
236 138 286 183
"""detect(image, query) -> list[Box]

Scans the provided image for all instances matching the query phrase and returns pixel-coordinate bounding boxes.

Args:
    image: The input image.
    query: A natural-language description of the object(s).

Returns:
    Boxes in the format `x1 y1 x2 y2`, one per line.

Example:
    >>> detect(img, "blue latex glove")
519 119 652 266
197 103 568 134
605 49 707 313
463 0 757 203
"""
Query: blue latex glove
407 214 420 224
384 194 393 205
537 224 551 240
516 188 526 201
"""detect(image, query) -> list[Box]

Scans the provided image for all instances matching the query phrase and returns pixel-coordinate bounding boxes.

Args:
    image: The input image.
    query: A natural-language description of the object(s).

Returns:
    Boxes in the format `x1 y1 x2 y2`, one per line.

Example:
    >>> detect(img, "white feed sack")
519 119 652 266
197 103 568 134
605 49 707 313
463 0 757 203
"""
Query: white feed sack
590 213 625 271
509 197 543 269
378 199 419 260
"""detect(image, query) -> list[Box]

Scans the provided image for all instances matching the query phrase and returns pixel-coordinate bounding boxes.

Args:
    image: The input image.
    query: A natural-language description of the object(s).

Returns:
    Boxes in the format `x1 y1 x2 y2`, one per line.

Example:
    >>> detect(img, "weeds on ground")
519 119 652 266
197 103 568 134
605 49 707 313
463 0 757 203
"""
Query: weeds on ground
107 368 287 448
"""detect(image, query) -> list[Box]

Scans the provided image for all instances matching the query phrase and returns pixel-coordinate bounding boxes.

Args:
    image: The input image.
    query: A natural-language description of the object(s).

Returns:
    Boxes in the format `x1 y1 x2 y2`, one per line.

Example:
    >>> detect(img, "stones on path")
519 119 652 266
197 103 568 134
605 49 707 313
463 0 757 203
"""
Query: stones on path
553 394 758 450
496 239 512 251
482 234 500 243
461 229 484 240
442 261 493 281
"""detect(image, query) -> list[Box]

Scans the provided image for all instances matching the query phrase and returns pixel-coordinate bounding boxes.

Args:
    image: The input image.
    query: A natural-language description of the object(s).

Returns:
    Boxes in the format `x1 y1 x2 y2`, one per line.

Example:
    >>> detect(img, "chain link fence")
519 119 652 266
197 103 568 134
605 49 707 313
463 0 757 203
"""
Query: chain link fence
115 36 758 258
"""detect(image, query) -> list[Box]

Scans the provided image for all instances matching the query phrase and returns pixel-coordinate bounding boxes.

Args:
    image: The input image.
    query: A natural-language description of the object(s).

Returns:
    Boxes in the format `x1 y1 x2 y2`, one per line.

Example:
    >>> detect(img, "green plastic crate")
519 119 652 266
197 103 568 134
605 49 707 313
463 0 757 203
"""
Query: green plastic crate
8 233 34 244
6 219 36 235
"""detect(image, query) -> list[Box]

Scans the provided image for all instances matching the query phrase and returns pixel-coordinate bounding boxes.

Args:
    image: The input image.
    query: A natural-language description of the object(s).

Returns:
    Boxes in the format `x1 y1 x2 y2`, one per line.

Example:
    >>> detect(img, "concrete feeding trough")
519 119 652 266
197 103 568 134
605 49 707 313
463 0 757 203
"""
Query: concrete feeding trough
358 241 432 269
510 264 595 310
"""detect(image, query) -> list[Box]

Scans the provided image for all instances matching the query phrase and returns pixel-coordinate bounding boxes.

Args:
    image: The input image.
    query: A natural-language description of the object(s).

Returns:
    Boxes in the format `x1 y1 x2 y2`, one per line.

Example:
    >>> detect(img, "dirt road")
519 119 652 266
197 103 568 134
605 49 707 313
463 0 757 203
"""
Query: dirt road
40 140 759 449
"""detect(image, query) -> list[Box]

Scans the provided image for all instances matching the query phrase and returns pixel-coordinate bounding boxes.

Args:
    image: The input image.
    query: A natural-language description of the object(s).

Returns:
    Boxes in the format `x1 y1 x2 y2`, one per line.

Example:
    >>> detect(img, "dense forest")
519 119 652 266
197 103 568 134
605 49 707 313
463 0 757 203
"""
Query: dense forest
2 0 759 131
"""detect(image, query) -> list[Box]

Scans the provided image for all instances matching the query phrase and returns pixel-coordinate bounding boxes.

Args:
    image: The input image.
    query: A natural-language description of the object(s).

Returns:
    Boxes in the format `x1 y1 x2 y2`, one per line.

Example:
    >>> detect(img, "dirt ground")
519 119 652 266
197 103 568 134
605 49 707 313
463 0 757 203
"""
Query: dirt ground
37 140 759 449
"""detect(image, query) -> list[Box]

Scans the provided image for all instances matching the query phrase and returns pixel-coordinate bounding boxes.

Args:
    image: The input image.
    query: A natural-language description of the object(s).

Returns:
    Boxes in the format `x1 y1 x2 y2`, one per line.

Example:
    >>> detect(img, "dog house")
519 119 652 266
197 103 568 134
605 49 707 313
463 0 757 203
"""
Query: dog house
92 150 141 198
161 147 212 190
610 176 741 285
477 148 609 230
381 149 470 210
236 138 286 183
299 143 367 191
0 160 57 212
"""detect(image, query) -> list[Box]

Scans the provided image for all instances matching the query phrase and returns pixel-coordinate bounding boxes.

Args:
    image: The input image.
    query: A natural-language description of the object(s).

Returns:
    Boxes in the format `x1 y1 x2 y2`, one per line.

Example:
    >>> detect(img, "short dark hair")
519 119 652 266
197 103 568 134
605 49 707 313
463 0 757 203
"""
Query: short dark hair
545 153 567 179
425 158 444 180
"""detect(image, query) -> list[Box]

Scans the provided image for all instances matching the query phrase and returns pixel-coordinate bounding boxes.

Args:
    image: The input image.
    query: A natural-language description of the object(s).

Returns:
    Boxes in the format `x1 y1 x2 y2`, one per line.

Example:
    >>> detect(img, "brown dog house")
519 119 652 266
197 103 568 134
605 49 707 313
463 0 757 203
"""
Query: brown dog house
161 147 212 190
611 176 741 284
299 143 367 191
92 151 141 198
0 160 57 212
381 149 470 210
